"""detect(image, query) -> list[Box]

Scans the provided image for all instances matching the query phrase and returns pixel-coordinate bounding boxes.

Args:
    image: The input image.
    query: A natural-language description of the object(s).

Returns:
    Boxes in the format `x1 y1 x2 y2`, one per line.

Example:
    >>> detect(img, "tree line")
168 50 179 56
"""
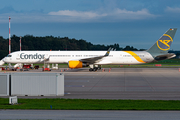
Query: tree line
0 35 144 59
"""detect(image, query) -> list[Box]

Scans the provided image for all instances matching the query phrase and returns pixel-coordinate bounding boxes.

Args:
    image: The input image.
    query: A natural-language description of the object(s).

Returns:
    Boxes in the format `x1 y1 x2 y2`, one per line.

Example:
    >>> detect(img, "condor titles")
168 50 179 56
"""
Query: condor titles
20 53 45 59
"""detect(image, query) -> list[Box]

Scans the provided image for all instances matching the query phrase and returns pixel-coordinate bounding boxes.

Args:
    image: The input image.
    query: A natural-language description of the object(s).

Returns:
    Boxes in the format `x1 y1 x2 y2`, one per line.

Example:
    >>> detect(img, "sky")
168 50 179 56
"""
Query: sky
0 0 180 50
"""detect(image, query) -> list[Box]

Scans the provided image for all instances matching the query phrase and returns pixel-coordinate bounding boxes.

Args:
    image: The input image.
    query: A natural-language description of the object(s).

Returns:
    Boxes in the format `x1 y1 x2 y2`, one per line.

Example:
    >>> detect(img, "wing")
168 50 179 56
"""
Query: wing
80 48 111 64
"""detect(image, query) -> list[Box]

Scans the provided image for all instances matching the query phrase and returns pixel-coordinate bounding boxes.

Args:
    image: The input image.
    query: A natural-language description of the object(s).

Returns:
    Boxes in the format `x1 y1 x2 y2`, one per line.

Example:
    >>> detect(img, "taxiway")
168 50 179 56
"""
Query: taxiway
7 67 180 100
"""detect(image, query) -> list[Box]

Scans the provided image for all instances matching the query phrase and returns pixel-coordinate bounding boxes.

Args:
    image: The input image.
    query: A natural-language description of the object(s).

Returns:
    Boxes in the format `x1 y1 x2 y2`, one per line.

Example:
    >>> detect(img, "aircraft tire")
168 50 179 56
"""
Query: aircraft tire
93 68 98 72
89 68 93 72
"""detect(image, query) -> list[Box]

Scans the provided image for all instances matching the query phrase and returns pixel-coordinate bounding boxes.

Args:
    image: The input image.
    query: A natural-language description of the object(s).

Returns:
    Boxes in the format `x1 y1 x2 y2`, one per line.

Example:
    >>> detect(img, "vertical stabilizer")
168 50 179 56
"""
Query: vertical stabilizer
147 28 177 54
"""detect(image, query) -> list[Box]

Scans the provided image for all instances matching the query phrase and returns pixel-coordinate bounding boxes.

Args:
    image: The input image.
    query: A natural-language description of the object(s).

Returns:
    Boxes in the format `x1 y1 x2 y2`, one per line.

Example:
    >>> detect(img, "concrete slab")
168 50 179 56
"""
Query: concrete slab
62 68 180 100
1 68 180 100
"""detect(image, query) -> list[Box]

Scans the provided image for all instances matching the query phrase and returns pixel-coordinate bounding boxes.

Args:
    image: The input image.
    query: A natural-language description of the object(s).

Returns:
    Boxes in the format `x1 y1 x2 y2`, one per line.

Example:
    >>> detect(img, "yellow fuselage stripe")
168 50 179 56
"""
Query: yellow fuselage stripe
124 51 146 63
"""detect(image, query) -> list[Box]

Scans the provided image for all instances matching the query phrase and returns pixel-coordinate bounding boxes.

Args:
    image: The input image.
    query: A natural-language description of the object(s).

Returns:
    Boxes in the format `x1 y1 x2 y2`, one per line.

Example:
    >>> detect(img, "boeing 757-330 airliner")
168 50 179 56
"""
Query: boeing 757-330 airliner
3 28 177 71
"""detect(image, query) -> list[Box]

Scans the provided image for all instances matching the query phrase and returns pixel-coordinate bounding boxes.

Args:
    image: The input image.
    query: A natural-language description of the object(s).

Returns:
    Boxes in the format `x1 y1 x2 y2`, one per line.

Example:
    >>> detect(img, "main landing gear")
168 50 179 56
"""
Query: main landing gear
89 65 101 72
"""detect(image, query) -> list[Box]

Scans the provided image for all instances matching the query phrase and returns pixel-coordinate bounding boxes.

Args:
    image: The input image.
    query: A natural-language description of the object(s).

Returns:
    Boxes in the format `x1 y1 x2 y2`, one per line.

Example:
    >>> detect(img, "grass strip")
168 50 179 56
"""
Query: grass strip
1 98 180 110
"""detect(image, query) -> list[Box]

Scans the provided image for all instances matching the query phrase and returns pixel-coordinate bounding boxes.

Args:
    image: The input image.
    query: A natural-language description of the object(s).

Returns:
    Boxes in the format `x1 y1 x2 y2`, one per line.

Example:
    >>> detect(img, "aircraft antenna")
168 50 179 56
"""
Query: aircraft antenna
9 16 11 54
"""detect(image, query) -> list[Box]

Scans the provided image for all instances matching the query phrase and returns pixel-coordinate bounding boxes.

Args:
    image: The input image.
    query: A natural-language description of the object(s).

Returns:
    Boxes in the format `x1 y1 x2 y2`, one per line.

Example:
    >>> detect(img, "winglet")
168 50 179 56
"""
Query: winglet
104 47 111 56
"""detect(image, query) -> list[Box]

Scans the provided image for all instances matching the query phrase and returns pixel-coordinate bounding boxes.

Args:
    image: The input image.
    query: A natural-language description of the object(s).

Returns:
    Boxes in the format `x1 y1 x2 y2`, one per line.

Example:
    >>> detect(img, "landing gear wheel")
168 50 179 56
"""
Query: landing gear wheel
93 67 98 72
89 68 93 72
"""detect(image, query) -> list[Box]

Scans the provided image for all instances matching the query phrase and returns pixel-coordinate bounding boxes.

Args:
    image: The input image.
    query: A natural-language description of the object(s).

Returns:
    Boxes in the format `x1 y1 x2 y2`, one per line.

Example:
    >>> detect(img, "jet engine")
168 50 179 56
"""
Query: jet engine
68 60 89 68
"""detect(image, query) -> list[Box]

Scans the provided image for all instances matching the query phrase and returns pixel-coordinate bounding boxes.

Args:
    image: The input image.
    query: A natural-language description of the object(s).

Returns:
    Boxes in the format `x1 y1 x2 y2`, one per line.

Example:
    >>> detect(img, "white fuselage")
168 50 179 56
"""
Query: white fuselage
3 50 154 65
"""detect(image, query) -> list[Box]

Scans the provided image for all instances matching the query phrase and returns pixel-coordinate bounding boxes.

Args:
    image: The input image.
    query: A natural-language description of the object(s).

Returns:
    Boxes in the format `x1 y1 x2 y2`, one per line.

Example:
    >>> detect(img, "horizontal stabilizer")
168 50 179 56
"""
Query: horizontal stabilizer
154 53 176 61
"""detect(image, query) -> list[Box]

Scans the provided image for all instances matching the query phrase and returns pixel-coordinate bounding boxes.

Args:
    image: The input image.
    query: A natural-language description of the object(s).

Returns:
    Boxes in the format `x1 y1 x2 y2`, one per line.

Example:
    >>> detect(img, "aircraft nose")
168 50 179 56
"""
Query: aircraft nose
2 58 5 62
2 57 7 62
0 58 5 65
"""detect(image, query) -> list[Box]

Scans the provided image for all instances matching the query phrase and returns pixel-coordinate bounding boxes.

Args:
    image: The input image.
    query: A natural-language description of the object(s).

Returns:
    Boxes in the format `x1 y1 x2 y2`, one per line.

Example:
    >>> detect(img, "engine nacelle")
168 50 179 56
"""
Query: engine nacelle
68 61 89 68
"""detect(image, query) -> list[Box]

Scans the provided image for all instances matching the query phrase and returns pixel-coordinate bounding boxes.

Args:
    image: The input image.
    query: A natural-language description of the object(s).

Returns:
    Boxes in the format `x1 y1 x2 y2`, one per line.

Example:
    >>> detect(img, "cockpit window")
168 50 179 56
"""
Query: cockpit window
7 55 12 57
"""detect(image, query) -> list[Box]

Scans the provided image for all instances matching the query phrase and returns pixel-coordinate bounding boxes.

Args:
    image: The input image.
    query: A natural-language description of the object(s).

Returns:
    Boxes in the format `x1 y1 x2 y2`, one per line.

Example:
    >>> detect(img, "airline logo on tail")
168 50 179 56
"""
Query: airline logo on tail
157 34 173 50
